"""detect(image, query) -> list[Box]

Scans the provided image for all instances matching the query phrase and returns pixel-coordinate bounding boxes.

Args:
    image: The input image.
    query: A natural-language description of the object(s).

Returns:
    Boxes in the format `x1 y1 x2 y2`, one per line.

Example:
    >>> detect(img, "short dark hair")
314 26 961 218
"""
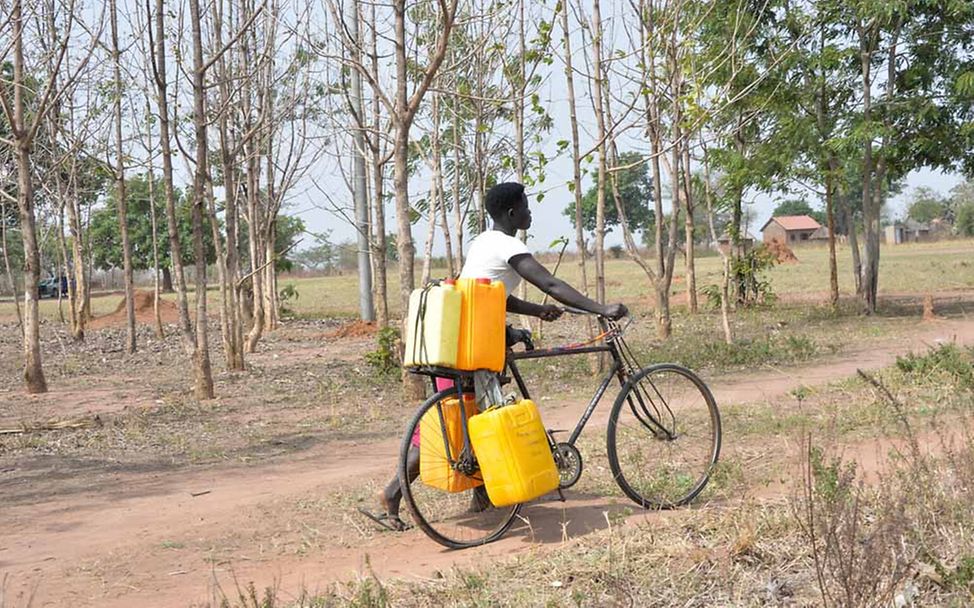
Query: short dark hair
485 182 525 220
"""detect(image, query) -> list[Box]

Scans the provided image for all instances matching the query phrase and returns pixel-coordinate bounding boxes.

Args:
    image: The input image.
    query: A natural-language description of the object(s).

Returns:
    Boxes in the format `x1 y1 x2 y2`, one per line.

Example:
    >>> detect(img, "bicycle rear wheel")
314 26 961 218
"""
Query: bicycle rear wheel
399 389 521 549
607 364 721 508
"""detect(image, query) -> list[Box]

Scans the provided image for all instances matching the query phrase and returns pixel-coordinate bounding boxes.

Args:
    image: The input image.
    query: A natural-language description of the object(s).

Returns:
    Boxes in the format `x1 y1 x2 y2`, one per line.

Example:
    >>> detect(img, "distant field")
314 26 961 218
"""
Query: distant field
3 239 972 323
279 239 974 319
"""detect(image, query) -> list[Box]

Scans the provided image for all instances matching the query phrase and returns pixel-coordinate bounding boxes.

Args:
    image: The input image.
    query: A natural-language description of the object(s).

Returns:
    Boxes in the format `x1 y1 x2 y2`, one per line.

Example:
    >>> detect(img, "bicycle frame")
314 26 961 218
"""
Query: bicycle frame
507 343 625 447
415 316 675 476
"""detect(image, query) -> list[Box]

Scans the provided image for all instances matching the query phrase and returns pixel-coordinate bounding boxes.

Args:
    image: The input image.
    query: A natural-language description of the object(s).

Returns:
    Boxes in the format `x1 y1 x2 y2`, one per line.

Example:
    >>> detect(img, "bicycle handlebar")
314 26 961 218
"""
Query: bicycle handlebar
562 305 632 324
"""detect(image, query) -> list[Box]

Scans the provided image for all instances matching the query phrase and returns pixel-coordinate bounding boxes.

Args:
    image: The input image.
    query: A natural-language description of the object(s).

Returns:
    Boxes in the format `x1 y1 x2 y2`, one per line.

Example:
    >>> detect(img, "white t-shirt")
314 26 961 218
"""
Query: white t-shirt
459 230 531 295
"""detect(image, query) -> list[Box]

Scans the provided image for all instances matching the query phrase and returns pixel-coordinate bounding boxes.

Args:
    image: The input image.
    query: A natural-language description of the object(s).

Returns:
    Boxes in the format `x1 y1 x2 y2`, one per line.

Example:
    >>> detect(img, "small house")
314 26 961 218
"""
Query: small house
761 215 823 245
715 230 755 255
809 226 832 242
884 219 931 244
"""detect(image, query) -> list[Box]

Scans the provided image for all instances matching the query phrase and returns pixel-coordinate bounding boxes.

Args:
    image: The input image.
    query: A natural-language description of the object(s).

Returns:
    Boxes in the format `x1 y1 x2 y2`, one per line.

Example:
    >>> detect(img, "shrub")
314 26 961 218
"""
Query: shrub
365 327 401 375
895 343 974 389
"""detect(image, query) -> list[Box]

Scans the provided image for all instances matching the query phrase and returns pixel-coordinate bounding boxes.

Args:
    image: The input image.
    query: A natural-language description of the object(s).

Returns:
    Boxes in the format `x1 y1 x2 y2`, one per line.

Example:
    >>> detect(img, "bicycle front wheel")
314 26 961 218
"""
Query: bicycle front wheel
399 389 521 549
607 364 721 508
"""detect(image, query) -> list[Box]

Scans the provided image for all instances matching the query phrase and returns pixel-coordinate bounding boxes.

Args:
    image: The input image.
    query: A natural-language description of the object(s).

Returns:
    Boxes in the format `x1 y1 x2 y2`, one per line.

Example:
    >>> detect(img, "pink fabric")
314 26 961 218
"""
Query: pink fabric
411 377 456 447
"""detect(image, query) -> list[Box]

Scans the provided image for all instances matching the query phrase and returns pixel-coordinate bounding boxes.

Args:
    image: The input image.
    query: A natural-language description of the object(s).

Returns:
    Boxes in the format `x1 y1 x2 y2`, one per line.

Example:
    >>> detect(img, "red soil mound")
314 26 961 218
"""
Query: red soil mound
89 290 181 330
326 320 378 339
765 239 799 264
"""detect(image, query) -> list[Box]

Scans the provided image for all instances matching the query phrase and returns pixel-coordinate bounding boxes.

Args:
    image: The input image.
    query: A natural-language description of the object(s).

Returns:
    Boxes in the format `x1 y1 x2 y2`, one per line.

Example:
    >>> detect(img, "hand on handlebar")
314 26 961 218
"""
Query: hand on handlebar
538 304 563 322
601 303 629 320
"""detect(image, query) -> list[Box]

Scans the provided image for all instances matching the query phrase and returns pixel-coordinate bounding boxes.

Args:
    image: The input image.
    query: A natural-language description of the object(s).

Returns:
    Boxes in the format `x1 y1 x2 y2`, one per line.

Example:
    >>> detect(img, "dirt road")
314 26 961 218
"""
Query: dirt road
2 316 973 607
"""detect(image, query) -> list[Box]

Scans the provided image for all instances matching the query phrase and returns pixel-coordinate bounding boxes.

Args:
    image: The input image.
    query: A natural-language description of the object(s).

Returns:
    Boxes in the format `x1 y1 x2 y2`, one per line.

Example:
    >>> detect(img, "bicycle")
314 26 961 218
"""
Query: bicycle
399 310 722 549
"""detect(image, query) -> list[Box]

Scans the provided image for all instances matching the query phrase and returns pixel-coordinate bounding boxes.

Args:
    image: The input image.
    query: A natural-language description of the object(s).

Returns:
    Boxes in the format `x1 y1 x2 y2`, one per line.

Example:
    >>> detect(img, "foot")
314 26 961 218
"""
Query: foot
357 507 412 532
468 485 493 513
377 491 397 517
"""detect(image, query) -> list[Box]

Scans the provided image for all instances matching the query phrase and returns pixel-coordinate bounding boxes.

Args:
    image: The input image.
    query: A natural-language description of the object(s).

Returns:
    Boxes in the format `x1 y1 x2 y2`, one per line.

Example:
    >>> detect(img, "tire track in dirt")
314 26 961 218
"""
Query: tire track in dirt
2 317 973 607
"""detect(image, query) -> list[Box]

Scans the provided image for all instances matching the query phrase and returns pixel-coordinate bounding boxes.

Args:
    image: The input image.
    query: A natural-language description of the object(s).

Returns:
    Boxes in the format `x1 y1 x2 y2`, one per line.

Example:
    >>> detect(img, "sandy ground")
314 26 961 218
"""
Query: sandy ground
1 312 973 607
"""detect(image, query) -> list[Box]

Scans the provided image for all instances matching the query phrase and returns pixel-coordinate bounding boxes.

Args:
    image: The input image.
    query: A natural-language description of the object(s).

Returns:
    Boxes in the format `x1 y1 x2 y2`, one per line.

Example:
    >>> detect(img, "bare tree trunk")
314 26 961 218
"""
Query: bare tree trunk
189 0 215 399
212 0 243 369
857 23 886 315
147 161 165 339
846 194 862 294
390 0 456 397
245 153 265 352
205 175 233 368
264 219 278 330
368 2 388 327
825 159 839 307
512 0 533 331
9 0 47 393
681 128 697 314
590 0 607 308
65 157 88 334
56 205 71 326
15 139 45 393
560 0 589 299
862 27 899 314
392 0 421 399
152 0 194 351
699 138 732 344
346 0 374 322
638 0 676 339
371 160 389 326
111 0 136 354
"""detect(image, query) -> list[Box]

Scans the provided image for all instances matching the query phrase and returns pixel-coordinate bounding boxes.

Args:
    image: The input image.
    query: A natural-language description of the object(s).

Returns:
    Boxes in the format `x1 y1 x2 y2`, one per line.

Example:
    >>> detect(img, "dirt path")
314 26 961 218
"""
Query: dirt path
2 317 973 607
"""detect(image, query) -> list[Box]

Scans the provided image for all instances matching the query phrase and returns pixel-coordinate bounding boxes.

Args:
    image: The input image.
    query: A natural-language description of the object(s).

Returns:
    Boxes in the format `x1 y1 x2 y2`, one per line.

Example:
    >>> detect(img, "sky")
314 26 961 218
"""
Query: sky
285 133 967 258
270 1 969 258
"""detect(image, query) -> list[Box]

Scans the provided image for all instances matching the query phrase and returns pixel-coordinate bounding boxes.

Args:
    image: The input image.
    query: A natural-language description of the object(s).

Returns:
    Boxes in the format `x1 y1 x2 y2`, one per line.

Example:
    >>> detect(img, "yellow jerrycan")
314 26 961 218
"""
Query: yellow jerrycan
403 281 462 368
456 278 506 372
419 394 484 493
468 399 559 507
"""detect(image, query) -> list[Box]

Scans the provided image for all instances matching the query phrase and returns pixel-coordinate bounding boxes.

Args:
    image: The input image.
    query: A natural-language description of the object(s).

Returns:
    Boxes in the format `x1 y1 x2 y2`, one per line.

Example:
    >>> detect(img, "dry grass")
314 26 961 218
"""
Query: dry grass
203 342 974 608
7 239 971 324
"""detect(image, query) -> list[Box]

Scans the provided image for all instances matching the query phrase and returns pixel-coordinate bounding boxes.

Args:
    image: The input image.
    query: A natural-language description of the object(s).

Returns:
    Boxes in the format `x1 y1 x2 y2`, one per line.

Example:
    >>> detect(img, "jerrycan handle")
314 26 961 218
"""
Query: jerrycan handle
514 405 532 424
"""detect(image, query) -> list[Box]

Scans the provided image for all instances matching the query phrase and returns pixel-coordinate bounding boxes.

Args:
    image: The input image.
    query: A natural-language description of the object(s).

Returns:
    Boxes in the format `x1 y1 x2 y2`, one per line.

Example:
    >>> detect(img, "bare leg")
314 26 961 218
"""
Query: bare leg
380 444 420 517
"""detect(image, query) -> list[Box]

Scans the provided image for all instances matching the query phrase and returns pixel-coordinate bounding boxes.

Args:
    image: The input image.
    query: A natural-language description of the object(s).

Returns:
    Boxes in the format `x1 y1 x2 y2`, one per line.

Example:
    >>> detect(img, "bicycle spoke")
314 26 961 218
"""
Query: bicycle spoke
400 390 520 549
608 365 721 508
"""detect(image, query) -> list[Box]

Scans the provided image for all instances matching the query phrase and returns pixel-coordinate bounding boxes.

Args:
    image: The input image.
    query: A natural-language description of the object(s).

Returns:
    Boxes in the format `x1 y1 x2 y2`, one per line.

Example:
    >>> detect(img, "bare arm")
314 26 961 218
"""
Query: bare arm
507 294 562 321
509 253 626 318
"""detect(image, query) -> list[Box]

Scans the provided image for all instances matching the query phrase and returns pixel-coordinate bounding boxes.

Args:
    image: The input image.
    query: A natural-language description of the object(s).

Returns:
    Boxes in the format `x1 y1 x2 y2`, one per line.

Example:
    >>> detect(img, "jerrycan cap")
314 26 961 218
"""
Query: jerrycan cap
444 279 456 286
476 278 491 285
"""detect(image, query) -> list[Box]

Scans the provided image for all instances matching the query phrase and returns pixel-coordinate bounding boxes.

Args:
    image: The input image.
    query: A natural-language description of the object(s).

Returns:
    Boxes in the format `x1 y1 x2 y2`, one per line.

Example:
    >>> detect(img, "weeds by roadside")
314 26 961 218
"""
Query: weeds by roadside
233 343 974 607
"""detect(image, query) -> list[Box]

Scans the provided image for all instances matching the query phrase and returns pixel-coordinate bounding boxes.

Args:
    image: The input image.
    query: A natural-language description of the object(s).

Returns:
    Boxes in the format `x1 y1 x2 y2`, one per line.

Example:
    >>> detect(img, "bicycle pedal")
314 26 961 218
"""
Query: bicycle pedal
547 428 568 435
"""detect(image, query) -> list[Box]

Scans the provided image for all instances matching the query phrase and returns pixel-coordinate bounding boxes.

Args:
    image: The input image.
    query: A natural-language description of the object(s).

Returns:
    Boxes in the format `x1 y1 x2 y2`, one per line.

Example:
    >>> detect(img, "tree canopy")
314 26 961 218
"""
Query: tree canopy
772 199 826 225
564 151 655 236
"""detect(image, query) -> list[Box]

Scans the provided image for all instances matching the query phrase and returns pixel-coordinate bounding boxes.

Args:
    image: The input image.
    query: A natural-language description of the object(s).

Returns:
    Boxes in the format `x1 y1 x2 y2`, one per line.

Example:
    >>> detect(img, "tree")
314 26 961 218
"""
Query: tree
109 0 136 354
951 181 974 236
564 151 655 236
772 199 826 225
906 187 947 223
292 232 337 272
956 201 974 237
88 175 216 274
0 0 98 394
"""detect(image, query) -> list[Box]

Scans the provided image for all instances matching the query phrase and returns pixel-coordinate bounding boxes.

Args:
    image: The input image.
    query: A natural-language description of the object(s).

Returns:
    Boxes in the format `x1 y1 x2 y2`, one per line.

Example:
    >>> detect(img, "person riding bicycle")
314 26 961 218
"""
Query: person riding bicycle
361 181 628 532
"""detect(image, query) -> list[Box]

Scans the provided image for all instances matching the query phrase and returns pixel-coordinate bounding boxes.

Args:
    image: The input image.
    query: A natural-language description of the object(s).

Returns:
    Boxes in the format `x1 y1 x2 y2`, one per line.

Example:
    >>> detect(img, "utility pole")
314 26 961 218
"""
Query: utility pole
347 0 374 321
